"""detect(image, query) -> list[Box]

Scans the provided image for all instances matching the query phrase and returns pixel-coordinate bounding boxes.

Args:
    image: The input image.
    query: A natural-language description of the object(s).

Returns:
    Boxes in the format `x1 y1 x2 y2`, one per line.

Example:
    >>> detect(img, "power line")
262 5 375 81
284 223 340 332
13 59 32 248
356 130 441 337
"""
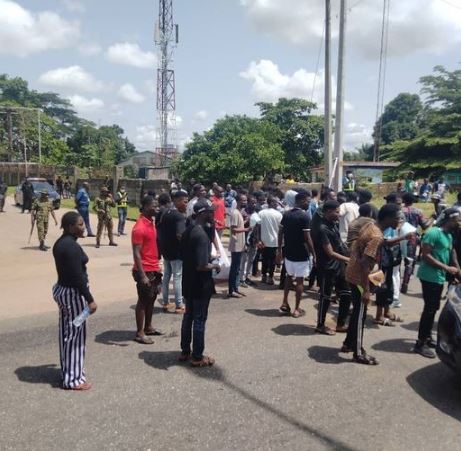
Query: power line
310 23 325 105
373 0 390 162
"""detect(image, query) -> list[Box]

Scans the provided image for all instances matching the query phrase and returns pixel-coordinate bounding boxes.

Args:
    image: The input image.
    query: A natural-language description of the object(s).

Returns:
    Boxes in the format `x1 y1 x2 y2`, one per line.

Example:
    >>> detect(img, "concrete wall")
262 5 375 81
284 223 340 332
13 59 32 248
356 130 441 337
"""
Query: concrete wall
0 163 77 186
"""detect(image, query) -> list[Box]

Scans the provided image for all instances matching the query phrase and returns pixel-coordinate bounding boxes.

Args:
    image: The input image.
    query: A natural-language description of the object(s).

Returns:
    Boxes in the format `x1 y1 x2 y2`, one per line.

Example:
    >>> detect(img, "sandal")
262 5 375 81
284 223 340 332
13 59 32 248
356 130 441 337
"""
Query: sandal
144 329 164 336
315 325 336 336
353 354 379 365
291 308 305 318
162 304 173 313
385 313 403 322
373 318 394 327
65 382 92 391
191 355 215 367
279 304 291 315
178 352 191 362
175 306 185 314
134 335 154 344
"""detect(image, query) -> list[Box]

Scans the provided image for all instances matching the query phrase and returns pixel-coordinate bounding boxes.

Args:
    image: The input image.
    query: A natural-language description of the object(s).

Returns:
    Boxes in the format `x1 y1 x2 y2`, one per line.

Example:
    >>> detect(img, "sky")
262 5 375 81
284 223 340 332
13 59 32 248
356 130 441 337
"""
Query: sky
1 0 461 154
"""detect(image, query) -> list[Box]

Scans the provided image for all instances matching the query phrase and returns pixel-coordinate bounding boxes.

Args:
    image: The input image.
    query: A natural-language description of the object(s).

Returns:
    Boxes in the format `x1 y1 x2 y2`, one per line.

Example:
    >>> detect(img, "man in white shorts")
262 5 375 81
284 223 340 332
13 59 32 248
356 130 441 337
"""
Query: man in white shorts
277 192 314 318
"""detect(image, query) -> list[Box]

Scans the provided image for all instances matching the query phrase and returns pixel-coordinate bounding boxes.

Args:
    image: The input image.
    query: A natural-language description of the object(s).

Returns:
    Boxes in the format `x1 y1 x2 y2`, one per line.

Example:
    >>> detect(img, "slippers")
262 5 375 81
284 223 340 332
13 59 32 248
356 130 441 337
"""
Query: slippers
385 313 403 322
144 329 164 336
315 325 336 336
291 308 305 318
374 318 395 327
353 354 379 365
191 355 215 367
65 382 92 391
134 335 154 344
279 305 291 314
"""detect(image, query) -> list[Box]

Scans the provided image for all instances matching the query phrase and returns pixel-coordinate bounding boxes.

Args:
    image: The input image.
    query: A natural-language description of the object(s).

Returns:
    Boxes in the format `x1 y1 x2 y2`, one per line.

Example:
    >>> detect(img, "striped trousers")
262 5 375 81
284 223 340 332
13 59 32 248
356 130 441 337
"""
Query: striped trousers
52 284 87 388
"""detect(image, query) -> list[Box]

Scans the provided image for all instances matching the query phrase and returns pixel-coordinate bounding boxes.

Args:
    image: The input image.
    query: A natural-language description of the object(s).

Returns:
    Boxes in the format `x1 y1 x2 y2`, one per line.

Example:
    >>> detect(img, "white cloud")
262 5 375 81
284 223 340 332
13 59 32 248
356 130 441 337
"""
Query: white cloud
240 59 324 105
78 42 102 56
134 125 158 150
106 42 157 68
62 0 85 13
344 123 372 150
241 0 461 58
0 0 80 57
118 83 146 104
194 110 208 121
175 115 183 127
68 95 104 115
38 66 104 92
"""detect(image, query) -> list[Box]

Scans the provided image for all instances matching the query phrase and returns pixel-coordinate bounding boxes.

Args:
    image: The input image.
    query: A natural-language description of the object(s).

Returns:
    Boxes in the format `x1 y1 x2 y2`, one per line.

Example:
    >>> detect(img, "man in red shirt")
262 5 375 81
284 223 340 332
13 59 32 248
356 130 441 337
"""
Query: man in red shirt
211 186 226 238
131 195 163 344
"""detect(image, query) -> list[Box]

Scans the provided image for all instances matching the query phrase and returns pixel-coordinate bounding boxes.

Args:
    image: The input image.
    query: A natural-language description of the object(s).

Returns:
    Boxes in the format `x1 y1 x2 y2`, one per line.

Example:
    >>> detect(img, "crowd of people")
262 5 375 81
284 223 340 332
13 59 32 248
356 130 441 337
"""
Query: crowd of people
44 174 461 390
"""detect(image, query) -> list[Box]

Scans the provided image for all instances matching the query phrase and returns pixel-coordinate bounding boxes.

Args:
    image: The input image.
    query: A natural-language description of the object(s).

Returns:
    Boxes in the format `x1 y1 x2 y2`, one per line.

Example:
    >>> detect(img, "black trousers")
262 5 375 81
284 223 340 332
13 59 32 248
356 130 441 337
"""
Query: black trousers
344 285 367 356
418 280 444 342
317 269 351 327
261 247 277 277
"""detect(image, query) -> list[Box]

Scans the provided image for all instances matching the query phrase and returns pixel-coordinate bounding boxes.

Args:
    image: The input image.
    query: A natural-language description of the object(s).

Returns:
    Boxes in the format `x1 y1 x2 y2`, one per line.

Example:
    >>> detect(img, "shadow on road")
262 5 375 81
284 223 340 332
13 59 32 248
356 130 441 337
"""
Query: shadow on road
371 338 415 354
15 363 61 388
20 246 40 251
307 346 350 364
272 324 315 336
245 308 283 318
407 362 461 422
400 321 421 332
95 330 133 346
139 350 355 450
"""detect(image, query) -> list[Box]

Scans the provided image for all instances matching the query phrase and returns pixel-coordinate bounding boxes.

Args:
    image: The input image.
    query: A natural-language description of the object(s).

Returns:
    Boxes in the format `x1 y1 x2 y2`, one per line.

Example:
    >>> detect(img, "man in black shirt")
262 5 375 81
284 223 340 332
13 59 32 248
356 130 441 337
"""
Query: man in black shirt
277 192 314 318
314 200 351 335
180 200 220 367
158 191 188 313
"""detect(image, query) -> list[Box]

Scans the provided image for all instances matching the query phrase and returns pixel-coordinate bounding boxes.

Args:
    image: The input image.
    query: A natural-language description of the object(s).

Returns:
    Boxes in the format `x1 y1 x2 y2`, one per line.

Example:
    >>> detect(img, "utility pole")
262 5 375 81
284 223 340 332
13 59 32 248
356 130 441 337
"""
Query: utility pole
324 0 332 187
333 0 347 191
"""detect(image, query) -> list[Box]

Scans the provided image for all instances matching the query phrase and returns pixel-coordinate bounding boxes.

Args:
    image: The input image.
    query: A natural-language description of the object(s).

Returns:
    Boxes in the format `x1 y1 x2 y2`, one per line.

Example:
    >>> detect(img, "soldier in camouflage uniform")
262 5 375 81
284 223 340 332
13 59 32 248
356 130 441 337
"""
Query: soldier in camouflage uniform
93 186 118 248
31 189 58 251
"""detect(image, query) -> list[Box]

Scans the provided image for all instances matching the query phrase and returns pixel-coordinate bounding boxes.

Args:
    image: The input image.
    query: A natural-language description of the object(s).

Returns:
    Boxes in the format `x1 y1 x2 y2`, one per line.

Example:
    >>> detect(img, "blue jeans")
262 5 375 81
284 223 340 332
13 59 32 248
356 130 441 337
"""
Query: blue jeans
229 251 243 294
181 297 211 360
162 259 183 307
77 207 93 235
118 207 127 234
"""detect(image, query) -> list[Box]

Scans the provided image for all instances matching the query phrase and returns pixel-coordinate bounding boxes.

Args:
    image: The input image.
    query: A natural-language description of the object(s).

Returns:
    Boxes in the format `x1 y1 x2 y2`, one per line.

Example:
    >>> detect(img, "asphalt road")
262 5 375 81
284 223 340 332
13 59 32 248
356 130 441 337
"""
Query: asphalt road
1 198 461 450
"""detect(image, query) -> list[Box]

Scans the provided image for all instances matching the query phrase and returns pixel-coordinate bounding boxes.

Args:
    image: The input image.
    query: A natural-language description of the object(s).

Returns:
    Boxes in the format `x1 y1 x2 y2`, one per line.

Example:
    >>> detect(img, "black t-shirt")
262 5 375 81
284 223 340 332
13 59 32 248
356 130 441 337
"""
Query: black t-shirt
181 225 214 300
158 208 186 260
281 208 311 261
315 219 347 272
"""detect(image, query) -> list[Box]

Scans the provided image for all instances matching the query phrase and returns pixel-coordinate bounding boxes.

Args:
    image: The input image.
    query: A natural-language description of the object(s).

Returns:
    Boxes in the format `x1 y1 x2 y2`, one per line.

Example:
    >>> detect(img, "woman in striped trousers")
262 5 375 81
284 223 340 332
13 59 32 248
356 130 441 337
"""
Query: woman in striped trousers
52 212 97 390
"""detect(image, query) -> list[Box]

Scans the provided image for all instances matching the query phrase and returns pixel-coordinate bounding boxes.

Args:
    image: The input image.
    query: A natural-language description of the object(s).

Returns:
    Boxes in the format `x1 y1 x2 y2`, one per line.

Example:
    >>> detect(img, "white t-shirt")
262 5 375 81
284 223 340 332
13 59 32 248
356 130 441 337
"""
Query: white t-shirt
259 208 283 247
186 197 212 217
339 202 359 240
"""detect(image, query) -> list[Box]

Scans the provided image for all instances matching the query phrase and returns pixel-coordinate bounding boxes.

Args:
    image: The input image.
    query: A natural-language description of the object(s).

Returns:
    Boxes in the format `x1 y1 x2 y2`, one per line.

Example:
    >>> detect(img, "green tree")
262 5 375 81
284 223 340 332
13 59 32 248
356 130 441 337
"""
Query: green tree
174 115 284 184
373 93 422 146
256 98 324 180
386 66 461 175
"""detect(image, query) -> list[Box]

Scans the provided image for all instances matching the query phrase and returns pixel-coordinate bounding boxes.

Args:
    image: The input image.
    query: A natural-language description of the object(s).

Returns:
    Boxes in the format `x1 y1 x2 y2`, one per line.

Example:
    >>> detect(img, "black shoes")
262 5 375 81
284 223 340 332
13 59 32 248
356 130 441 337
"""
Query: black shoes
413 341 436 358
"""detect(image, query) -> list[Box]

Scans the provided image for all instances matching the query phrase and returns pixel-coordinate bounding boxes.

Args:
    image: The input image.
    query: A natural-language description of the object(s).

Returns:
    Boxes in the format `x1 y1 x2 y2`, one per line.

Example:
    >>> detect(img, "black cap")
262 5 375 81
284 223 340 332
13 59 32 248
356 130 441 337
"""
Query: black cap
193 200 214 214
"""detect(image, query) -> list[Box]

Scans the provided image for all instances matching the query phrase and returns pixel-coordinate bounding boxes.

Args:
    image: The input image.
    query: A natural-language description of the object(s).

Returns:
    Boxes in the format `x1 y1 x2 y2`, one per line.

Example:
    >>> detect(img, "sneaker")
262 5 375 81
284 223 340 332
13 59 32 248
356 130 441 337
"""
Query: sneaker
261 275 267 284
413 342 436 359
239 282 249 289
392 301 402 308
109 242 118 246
426 337 437 349
245 278 254 286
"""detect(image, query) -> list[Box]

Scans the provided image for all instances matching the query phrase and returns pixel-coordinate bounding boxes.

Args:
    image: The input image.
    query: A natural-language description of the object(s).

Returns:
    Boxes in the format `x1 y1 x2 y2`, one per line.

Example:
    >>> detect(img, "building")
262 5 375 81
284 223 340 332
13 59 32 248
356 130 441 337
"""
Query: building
442 169 461 189
311 161 400 184
118 151 174 180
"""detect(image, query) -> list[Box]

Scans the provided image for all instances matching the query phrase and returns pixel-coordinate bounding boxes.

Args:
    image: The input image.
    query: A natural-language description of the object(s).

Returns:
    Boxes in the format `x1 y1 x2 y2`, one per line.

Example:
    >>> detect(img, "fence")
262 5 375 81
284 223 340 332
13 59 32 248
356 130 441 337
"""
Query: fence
0 163 77 186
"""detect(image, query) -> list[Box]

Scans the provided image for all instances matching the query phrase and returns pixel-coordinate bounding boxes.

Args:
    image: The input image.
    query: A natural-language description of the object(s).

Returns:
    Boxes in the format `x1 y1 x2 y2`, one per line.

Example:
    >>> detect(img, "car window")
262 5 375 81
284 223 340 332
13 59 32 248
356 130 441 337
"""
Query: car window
32 182 54 191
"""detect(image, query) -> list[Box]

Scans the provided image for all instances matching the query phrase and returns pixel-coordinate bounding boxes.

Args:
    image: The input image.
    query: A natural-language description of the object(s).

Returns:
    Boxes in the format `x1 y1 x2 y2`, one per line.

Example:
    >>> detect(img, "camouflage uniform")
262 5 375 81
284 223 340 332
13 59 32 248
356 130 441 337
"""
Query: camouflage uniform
32 198 53 242
93 194 116 245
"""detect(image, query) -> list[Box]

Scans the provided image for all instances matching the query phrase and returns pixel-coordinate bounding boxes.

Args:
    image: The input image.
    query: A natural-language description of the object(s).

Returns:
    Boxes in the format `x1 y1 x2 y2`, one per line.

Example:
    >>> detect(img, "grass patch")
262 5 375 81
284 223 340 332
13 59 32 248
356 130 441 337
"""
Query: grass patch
60 199 140 221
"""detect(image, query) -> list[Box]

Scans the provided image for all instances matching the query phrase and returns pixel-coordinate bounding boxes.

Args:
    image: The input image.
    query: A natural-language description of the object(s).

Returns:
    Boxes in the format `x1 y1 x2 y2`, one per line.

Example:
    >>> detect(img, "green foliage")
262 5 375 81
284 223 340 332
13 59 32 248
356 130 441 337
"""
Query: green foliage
175 98 324 184
384 66 461 177
174 115 284 185
0 74 137 167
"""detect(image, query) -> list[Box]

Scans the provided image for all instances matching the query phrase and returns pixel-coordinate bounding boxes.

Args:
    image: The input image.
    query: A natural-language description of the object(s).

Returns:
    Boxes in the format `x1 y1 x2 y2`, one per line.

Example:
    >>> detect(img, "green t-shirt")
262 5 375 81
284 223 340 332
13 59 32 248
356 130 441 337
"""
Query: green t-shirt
417 227 453 285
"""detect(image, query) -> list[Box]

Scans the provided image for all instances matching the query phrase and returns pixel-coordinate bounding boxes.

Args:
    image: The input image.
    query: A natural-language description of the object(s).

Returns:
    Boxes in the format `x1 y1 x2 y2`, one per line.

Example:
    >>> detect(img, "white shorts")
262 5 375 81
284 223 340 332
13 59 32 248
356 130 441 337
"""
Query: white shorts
284 258 311 278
